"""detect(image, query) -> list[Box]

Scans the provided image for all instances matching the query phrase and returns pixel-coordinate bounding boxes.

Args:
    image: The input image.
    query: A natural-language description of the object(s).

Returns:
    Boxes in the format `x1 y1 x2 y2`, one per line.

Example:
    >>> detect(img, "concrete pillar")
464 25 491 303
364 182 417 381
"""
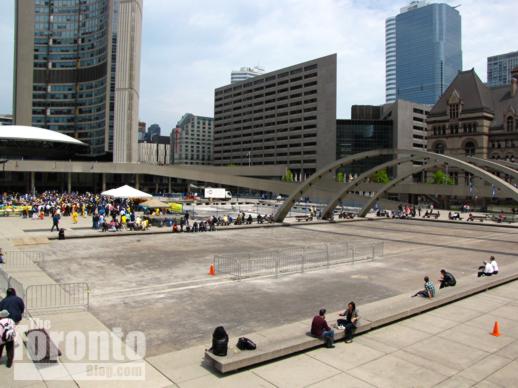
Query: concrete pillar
155 182 159 193
168 177 172 194
30 171 36 196
102 173 106 192
67 172 72 193
135 174 140 189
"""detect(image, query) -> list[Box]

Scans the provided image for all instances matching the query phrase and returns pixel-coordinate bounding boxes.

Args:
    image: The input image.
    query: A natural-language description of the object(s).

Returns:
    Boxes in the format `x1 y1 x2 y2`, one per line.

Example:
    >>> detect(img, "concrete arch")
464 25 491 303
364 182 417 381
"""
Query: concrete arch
466 156 518 181
272 149 399 222
357 150 518 217
358 161 442 217
321 156 423 220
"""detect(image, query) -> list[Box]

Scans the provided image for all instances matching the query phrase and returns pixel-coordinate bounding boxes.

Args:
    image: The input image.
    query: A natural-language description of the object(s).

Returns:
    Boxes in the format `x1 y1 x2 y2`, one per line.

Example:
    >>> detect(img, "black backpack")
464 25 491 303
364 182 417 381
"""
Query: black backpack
236 337 256 351
211 326 229 356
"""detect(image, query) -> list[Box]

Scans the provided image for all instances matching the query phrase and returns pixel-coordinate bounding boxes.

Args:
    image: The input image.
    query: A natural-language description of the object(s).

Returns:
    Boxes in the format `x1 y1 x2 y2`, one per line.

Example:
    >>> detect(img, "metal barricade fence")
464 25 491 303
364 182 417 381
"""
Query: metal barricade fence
0 267 9 294
4 251 44 268
214 241 383 279
25 283 89 312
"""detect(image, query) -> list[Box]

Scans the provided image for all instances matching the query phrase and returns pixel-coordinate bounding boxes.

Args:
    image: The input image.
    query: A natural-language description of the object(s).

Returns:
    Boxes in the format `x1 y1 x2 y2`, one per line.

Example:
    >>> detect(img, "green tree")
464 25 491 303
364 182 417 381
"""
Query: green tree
281 168 294 182
372 168 390 184
336 171 345 183
432 169 454 185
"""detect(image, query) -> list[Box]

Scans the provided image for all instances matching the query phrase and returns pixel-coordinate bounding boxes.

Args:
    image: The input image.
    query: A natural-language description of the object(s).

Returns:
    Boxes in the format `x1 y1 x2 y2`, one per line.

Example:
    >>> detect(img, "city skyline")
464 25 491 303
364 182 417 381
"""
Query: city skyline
0 0 516 134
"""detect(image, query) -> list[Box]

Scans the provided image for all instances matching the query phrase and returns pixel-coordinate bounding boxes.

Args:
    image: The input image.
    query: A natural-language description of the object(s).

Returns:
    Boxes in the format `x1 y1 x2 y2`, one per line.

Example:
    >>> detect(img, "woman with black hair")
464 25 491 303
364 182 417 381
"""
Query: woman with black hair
337 301 359 343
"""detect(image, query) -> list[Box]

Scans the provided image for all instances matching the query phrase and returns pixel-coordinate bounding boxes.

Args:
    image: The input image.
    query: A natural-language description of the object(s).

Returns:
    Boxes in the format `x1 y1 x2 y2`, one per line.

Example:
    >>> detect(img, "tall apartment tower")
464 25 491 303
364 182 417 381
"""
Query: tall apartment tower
487 51 518 87
171 114 214 165
385 1 462 105
13 0 143 162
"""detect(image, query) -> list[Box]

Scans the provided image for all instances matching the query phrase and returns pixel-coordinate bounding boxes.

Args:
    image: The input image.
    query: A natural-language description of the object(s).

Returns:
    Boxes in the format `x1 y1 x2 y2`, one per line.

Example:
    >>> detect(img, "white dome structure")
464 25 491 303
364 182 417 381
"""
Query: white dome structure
0 125 86 145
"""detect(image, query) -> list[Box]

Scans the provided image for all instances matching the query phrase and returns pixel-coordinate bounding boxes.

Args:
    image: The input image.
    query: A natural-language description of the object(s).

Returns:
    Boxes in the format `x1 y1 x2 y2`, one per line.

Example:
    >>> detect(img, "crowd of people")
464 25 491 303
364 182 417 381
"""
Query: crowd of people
1 191 279 235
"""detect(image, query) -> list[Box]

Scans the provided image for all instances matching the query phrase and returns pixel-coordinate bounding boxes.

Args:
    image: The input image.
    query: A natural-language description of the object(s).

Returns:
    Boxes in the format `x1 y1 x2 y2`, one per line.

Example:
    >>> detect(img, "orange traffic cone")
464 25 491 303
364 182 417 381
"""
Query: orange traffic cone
209 263 216 276
491 321 500 337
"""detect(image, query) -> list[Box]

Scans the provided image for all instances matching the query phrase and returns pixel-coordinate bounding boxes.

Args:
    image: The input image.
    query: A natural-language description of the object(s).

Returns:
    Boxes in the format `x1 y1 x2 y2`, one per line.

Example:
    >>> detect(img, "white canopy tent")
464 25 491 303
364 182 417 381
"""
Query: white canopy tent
101 185 152 199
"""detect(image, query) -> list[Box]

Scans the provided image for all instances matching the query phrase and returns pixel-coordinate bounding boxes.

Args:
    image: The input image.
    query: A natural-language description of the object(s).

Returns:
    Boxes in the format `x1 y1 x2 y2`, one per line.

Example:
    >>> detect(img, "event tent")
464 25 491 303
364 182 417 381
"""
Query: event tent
101 185 152 199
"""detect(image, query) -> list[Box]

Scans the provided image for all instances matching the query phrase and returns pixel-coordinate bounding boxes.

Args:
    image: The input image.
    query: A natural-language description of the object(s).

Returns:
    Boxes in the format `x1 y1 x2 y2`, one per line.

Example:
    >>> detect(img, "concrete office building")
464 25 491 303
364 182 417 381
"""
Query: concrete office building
339 99 431 176
387 1 462 105
231 66 265 84
214 54 337 177
138 135 170 165
13 0 143 162
487 51 518 87
171 113 213 165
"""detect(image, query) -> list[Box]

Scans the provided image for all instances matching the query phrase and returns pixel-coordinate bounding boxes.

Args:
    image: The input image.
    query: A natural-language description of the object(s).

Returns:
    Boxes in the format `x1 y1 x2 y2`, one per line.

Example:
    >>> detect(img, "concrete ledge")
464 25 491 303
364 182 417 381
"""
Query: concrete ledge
205 270 518 374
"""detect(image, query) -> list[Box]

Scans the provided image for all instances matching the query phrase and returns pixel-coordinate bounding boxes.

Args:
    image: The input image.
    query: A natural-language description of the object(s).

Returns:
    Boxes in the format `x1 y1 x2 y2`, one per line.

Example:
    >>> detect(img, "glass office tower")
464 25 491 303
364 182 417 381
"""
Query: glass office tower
14 0 142 161
395 3 462 105
487 51 518 87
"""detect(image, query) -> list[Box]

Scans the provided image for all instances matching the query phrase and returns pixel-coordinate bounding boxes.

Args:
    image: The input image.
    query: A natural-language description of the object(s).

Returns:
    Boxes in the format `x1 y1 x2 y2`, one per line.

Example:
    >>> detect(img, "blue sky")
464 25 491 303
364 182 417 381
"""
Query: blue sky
0 0 516 133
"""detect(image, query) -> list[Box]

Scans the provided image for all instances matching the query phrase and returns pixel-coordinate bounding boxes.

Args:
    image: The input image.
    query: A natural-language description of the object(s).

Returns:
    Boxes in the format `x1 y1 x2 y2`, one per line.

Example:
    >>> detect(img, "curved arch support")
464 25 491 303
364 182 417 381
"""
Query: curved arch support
359 160 443 217
358 151 518 217
272 149 400 222
321 156 424 219
466 156 518 180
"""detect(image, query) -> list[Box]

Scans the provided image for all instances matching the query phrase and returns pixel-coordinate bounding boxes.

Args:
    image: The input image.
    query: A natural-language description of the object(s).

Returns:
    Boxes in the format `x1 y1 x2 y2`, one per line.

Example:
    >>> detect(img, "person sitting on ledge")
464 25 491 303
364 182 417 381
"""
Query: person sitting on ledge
439 269 456 289
412 276 436 299
478 260 494 277
490 256 499 275
337 301 359 343
311 308 335 348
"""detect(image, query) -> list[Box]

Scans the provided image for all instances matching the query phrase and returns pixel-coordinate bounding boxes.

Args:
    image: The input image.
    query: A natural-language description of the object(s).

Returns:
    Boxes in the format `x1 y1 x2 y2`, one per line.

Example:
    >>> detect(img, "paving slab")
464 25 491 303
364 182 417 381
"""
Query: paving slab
178 370 275 388
305 372 375 387
433 375 477 388
427 303 487 323
307 341 384 372
452 292 513 313
464 312 518 339
438 323 515 353
391 350 459 377
495 340 518 360
404 336 489 371
145 345 210 384
458 354 513 383
357 323 430 350
346 353 447 388
485 359 518 387
398 313 459 335
252 354 341 388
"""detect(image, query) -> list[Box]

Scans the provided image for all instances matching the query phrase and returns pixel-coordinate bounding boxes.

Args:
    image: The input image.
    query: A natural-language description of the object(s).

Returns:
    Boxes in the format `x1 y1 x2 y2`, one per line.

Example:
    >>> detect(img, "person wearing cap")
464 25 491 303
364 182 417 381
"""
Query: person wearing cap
0 309 16 368
478 260 494 277
311 308 335 348
0 288 25 324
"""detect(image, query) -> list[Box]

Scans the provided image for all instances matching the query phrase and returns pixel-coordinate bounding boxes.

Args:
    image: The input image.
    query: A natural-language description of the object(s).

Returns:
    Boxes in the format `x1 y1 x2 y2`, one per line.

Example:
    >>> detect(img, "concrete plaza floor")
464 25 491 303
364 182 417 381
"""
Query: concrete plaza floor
25 217 518 355
0 214 517 387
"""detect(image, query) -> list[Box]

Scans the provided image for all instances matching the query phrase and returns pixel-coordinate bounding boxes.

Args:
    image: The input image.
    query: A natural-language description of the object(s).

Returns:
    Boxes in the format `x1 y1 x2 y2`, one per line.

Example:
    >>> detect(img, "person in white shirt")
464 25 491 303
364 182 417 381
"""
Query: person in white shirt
490 256 499 275
478 260 494 277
